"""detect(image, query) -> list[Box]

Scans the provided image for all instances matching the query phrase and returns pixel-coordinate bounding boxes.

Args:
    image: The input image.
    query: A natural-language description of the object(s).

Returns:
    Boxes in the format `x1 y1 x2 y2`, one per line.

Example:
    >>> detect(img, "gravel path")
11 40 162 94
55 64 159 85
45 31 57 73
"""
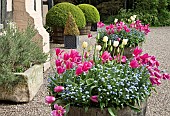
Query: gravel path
0 27 170 116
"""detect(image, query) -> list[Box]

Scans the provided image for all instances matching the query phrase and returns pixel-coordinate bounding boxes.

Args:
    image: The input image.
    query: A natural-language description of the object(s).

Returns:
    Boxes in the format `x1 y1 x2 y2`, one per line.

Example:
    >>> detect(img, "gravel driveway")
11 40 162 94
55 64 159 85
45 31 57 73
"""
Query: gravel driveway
0 27 170 116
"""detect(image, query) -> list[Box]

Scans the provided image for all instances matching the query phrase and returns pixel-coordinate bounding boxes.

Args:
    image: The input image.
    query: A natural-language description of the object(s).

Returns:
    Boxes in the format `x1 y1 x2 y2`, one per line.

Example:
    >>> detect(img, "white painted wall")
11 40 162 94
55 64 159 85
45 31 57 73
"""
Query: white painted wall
25 0 50 71
7 0 12 11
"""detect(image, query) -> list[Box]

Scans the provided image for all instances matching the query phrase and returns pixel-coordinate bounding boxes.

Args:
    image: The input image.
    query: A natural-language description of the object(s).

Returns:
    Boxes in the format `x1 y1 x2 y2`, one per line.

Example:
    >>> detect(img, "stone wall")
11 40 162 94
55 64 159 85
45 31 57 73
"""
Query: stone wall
12 0 50 71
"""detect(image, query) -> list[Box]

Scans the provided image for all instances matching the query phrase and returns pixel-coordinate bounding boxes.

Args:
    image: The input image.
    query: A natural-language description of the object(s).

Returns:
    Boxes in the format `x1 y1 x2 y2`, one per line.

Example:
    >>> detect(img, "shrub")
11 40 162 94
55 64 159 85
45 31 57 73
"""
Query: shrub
46 2 86 28
64 12 80 35
0 22 47 87
78 4 100 23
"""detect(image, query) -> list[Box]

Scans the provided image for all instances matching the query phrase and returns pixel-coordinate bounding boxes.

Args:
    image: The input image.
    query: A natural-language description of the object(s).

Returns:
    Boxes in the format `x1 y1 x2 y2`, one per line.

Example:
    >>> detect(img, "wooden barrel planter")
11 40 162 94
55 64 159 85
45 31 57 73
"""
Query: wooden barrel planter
79 23 91 35
91 23 97 31
67 101 147 116
51 27 64 44
123 47 135 59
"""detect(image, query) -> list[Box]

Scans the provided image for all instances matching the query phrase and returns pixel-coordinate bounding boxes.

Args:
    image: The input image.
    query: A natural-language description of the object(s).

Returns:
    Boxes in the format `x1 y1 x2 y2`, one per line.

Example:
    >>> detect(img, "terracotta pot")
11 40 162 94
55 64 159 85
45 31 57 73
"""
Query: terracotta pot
123 47 136 59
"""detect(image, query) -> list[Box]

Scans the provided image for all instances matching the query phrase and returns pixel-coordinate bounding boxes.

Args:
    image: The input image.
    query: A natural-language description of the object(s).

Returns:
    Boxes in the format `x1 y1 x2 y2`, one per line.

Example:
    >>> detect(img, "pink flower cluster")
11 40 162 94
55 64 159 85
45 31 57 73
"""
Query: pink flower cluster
130 47 170 85
97 20 150 35
55 48 82 75
55 48 116 76
130 20 150 35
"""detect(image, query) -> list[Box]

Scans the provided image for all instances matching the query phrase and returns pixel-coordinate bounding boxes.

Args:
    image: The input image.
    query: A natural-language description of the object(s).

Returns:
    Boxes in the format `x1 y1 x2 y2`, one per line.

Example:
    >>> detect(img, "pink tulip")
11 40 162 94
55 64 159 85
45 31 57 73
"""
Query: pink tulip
114 55 126 63
55 48 63 57
57 66 65 74
154 71 162 78
109 24 114 29
45 96 55 104
101 51 112 63
97 21 105 28
163 73 170 80
90 95 98 103
75 65 83 76
117 38 121 41
133 47 143 57
150 76 161 85
82 61 93 72
52 104 66 116
106 26 110 30
130 59 140 68
63 53 70 61
88 33 92 38
65 61 73 70
55 59 62 67
121 56 127 63
54 86 64 93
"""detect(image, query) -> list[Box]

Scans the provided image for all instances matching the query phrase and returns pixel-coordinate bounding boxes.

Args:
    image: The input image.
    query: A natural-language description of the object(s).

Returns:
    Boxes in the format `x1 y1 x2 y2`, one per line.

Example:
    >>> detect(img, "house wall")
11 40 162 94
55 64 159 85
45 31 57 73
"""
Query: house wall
11 0 50 71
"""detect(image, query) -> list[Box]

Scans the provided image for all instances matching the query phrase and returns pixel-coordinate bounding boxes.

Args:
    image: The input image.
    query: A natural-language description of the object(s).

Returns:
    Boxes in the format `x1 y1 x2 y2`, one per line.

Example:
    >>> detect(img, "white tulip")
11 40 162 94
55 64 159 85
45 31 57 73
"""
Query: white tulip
114 18 118 23
130 16 135 21
96 45 102 51
122 39 128 45
113 41 119 47
103 36 108 43
133 15 137 19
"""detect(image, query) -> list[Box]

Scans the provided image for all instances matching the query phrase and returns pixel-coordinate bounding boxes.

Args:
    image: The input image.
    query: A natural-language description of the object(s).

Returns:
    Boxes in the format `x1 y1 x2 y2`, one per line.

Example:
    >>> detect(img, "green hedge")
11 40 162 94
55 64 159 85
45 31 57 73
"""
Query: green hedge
78 4 100 23
46 2 86 28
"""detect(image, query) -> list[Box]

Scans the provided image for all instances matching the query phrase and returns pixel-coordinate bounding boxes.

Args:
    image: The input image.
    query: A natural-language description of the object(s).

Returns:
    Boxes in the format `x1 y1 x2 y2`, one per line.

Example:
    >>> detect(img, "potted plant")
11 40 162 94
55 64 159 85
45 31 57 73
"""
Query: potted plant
78 4 100 34
0 22 47 102
45 39 170 115
96 16 150 58
64 12 80 49
46 2 86 44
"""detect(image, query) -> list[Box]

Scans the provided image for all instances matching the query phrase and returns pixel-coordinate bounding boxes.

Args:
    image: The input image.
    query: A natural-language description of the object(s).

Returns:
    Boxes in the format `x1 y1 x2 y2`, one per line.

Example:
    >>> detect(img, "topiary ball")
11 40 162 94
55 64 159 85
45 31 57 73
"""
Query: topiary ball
78 4 100 23
46 2 86 28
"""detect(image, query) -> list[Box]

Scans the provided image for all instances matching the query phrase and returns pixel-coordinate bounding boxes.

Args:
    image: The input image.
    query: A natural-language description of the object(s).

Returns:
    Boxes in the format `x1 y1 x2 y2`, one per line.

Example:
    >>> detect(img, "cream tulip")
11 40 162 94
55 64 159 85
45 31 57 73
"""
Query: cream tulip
82 41 88 49
122 39 128 45
103 36 108 43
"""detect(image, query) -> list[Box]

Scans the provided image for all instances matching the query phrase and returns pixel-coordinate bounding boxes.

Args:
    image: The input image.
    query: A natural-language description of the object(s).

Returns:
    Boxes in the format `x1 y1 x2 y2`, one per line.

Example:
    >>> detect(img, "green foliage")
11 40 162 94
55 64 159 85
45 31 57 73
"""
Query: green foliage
111 0 170 26
78 4 100 23
46 2 86 28
64 12 80 35
0 23 47 86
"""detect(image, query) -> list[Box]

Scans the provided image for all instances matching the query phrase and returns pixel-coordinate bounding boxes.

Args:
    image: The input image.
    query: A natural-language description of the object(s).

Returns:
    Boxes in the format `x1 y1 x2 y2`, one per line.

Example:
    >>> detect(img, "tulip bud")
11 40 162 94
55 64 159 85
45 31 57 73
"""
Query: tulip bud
88 45 92 51
113 41 119 47
114 18 118 23
104 42 107 48
96 45 102 51
54 86 64 92
110 46 113 51
120 44 124 49
103 36 108 43
45 96 55 104
122 39 128 45
82 41 88 49
90 95 98 103
108 40 112 46
117 47 120 53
